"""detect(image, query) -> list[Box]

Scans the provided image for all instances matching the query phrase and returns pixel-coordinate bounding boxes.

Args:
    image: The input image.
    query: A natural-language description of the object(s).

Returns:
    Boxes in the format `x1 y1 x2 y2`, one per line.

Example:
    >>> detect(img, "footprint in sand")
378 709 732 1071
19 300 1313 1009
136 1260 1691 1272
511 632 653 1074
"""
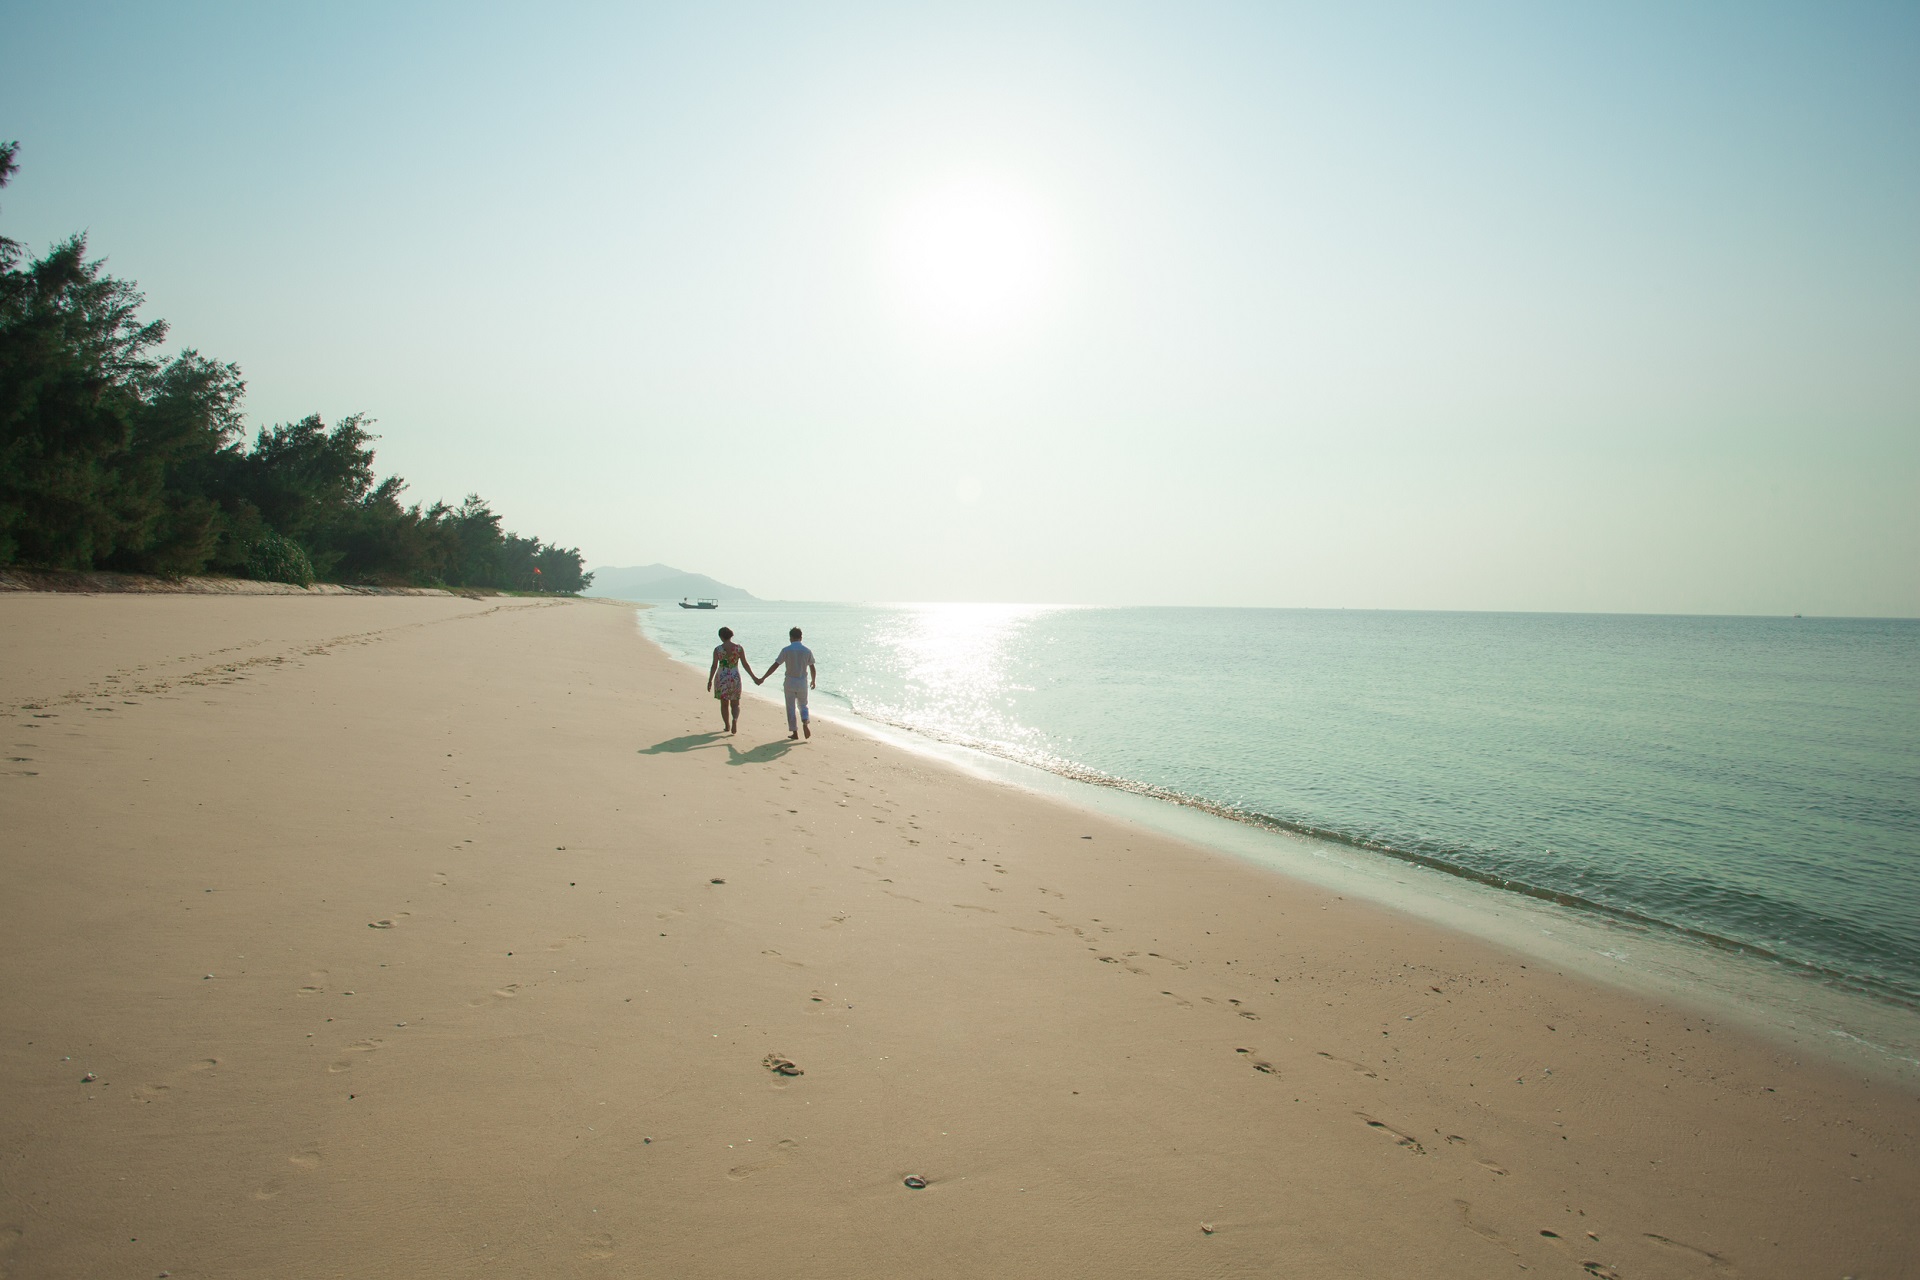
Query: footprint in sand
1643 1233 1735 1273
367 912 412 929
253 1146 323 1200
1454 1199 1517 1253
1442 1133 1510 1176
1316 1051 1380 1079
1159 991 1193 1008
1359 1114 1426 1154
1201 996 1260 1021
1050 918 1088 940
466 982 522 1009
727 1137 799 1180
582 1231 616 1260
132 1057 221 1101
327 1039 383 1073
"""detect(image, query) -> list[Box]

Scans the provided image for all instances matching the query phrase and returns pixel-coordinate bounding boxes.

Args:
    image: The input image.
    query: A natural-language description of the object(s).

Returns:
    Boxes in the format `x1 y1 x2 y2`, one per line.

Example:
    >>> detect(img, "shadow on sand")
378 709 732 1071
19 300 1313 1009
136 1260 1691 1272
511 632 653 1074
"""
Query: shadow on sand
726 739 794 766
639 732 724 755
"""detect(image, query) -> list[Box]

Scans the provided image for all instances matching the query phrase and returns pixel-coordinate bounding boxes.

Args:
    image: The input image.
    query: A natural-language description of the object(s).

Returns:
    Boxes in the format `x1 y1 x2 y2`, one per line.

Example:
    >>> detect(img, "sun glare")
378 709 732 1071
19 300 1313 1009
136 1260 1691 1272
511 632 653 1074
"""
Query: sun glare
884 177 1056 336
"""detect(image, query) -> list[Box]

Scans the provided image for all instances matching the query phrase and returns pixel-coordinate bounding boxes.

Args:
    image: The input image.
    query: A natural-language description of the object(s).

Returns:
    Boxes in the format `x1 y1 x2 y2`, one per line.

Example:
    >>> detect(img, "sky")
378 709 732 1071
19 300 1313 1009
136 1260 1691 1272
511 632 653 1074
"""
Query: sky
4 1 1915 613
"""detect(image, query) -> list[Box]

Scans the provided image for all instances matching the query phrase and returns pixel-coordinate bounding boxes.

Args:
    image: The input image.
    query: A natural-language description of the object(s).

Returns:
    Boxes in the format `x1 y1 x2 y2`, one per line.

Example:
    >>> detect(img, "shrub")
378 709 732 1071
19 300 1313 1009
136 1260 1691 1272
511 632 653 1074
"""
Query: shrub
245 532 314 588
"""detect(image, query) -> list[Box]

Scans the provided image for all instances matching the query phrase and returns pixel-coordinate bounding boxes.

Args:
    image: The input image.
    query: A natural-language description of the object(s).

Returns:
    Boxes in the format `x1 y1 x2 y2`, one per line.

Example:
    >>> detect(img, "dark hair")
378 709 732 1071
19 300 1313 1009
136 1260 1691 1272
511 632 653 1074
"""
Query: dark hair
718 626 733 641
789 627 802 640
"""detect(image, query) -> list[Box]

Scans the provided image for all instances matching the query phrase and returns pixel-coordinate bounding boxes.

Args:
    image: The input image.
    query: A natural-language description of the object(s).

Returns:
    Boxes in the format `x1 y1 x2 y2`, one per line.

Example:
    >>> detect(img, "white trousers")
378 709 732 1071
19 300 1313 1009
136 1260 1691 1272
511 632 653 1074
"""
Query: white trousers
783 685 809 732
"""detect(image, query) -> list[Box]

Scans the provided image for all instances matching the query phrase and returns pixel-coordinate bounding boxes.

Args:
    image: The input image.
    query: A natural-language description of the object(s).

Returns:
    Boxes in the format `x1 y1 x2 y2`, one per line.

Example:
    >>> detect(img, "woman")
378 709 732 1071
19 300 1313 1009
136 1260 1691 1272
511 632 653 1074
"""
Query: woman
705 626 758 735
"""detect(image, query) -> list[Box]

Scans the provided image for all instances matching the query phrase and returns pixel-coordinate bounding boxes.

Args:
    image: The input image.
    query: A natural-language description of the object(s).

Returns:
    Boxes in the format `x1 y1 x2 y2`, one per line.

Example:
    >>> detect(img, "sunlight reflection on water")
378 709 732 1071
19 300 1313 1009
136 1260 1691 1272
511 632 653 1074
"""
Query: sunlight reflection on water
832 602 1074 769
640 600 1076 769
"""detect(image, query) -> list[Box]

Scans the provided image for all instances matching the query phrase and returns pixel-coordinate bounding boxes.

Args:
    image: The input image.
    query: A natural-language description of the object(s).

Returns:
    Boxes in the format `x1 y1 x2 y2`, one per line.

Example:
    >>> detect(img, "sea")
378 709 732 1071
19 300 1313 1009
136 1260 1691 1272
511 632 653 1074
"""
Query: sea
640 602 1920 1073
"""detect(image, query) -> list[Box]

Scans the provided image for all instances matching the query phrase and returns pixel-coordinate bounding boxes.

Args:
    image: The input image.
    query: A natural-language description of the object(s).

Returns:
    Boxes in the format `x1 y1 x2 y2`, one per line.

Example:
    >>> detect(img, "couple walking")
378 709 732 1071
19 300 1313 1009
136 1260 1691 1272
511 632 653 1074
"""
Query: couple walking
706 625 816 741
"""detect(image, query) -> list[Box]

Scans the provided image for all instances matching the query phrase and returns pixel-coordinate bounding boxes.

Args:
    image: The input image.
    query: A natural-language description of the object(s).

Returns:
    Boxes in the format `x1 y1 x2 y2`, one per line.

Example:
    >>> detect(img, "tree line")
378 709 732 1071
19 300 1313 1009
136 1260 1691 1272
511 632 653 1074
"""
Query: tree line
0 143 590 593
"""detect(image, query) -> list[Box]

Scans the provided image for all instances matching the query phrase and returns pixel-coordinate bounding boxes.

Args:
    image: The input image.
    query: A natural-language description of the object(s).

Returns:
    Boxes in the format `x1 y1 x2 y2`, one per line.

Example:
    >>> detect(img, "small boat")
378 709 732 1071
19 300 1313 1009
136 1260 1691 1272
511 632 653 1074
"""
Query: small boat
678 597 719 610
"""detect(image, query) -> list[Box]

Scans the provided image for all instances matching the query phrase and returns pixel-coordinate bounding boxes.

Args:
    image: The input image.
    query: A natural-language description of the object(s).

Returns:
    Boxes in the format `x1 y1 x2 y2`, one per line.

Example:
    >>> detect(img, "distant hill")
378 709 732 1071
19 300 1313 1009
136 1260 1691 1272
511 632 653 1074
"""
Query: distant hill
584 563 757 602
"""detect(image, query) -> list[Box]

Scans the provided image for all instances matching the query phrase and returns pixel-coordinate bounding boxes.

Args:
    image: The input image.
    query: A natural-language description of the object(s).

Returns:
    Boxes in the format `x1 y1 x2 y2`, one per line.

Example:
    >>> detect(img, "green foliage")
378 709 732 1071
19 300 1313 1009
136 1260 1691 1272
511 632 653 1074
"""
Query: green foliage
244 531 315 588
0 144 590 592
0 233 224 570
0 141 21 272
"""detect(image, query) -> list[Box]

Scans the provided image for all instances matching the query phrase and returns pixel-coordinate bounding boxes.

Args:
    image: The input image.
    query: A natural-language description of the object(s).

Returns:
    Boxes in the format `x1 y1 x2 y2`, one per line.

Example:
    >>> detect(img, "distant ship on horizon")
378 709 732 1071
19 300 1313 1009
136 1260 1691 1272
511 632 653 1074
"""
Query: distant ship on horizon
678 597 719 609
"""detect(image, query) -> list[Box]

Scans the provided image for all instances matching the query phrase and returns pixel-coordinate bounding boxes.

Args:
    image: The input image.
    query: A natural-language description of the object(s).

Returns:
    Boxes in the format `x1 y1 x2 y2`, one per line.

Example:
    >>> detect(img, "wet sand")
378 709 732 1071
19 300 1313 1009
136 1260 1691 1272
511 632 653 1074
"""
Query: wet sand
1 592 1914 1278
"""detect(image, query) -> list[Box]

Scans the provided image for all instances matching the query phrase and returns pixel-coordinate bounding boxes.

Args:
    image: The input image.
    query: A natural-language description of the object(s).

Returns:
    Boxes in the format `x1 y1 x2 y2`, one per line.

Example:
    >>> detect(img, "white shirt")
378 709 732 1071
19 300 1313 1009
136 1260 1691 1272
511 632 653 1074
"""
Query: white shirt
776 643 814 688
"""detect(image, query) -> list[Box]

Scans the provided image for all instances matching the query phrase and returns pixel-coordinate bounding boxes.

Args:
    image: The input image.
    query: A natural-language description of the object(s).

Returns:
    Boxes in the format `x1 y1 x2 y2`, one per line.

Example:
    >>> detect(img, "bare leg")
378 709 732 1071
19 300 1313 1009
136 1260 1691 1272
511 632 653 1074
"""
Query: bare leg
718 696 731 732
727 695 741 734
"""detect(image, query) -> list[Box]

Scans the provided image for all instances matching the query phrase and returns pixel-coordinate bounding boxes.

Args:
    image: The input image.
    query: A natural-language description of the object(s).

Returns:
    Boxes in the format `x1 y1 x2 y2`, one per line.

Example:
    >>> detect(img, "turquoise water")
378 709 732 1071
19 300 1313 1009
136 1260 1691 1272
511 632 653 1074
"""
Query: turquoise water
642 603 1920 1009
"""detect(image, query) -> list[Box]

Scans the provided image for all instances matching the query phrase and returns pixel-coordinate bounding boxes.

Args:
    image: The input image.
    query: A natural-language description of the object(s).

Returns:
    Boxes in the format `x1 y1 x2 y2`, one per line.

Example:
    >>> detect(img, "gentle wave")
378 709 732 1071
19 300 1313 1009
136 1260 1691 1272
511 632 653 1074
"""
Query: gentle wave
841 695 1920 1011
643 602 1920 1012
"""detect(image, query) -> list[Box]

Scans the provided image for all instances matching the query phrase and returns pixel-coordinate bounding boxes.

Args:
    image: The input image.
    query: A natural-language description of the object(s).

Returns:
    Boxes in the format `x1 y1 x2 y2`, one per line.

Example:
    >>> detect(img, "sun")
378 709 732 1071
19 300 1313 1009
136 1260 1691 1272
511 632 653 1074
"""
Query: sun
884 176 1056 336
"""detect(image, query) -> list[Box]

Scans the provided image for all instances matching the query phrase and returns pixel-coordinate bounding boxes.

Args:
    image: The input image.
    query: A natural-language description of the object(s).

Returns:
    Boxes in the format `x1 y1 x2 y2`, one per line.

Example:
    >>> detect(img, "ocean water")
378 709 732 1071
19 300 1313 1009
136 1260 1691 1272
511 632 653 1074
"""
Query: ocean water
642 603 1920 1017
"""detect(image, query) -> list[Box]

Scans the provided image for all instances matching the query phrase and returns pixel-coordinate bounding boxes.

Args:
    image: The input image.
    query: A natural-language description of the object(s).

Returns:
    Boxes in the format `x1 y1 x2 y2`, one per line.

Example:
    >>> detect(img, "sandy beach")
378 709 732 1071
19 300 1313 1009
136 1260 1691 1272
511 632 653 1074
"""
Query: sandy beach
1 592 1914 1280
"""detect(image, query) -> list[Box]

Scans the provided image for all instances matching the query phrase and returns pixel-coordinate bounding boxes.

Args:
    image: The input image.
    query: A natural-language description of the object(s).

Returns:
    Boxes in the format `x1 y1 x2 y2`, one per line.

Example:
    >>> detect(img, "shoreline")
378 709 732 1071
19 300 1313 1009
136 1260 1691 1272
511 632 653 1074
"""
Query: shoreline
4 591 1914 1277
637 606 1920 1082
0 565 506 598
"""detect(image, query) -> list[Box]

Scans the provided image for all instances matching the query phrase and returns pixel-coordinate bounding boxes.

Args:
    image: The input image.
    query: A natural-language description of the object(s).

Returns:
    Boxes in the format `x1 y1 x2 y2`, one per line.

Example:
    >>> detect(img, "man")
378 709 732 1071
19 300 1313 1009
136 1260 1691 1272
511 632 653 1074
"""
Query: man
757 627 817 740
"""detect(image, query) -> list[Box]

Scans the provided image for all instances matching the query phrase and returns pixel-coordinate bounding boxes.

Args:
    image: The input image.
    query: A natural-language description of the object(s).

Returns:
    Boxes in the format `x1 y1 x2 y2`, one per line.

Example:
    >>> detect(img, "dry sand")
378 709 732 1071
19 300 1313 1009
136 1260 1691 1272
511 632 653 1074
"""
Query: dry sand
1 592 1914 1279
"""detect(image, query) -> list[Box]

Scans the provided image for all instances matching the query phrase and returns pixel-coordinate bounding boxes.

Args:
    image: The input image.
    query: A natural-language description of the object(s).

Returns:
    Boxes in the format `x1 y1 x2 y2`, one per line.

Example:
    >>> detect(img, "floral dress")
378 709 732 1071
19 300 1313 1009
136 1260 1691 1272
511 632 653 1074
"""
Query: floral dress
712 643 744 700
